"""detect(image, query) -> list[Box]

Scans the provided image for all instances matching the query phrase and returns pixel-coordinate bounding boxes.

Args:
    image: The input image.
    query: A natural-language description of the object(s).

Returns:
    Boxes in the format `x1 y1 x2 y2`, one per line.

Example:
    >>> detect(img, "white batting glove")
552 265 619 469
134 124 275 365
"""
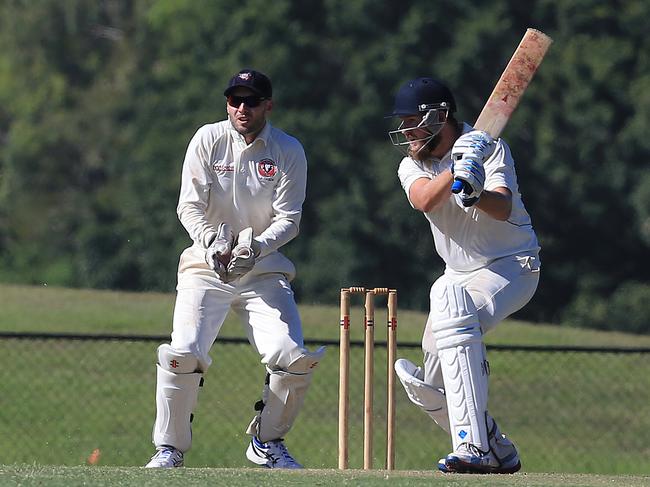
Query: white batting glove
451 131 494 206
451 157 486 206
224 227 261 283
205 222 234 280
452 130 496 163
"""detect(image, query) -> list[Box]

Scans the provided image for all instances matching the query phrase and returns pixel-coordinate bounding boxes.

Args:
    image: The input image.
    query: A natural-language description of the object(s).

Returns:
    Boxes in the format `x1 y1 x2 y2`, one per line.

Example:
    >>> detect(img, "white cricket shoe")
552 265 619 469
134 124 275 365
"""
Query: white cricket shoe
246 436 303 469
144 446 184 468
442 442 521 474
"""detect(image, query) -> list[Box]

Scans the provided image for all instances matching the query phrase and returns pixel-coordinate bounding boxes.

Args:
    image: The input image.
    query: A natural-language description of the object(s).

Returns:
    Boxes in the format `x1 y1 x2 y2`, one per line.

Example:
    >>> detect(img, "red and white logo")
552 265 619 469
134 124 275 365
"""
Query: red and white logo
257 159 277 178
239 72 252 81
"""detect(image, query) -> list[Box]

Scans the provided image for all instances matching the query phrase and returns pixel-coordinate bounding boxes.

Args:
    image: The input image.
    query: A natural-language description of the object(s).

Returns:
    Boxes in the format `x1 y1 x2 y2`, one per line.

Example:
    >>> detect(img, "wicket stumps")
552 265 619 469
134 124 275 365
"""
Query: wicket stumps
338 287 397 470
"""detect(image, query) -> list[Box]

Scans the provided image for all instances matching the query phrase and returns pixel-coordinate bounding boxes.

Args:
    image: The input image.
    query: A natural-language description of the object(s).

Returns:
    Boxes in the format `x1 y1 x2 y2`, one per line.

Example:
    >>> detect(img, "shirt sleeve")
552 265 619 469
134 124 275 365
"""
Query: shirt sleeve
398 157 432 208
176 125 220 249
483 139 517 192
254 139 307 257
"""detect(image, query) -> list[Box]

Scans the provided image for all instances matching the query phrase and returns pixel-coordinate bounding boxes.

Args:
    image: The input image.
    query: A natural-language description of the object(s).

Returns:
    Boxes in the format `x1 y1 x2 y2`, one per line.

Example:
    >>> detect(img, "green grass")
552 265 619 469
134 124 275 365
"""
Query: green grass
0 466 648 487
2 283 650 347
1 283 649 477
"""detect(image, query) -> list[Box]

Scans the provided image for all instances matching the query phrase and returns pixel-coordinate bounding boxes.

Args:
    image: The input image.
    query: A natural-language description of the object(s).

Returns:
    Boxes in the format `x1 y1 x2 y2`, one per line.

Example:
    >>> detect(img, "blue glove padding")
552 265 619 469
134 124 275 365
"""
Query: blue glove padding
452 130 496 163
451 130 494 204
451 157 486 199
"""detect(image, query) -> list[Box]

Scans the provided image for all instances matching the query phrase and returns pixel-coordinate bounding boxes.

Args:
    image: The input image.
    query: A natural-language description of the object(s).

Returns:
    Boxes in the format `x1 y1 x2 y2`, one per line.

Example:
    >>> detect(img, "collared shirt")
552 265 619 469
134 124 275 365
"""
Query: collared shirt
176 120 307 288
398 123 540 272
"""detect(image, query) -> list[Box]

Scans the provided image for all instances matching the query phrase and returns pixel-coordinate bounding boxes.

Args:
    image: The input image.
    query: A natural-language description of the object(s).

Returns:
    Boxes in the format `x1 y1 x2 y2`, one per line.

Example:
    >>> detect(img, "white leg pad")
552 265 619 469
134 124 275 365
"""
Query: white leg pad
152 345 203 452
431 282 490 451
394 358 450 433
247 346 325 442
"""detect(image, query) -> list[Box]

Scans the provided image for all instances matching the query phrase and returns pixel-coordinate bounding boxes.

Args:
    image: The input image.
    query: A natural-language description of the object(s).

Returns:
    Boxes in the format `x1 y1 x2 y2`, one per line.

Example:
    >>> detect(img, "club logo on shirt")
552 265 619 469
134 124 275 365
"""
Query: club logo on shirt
257 158 277 179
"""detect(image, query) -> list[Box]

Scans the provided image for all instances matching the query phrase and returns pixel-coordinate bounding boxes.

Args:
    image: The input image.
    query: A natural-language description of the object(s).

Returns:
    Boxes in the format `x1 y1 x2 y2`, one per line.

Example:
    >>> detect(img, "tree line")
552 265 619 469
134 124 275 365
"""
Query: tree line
1 0 649 333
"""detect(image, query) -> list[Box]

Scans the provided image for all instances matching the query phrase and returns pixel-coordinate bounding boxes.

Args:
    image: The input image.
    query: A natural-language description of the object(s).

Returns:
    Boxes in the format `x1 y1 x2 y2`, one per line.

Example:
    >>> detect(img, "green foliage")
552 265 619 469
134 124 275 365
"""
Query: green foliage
564 282 650 334
0 1 649 330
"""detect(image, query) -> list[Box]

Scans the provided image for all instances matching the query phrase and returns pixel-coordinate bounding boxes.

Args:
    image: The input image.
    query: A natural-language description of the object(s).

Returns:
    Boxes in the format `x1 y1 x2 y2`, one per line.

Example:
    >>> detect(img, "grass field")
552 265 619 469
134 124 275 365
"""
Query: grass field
1 284 649 480
1 465 649 487
3 283 650 347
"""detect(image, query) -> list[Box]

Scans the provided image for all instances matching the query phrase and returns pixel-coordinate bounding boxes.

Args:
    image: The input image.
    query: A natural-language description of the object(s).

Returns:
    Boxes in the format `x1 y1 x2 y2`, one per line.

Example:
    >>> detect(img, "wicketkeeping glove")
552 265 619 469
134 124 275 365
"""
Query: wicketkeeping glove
224 227 261 283
205 222 234 280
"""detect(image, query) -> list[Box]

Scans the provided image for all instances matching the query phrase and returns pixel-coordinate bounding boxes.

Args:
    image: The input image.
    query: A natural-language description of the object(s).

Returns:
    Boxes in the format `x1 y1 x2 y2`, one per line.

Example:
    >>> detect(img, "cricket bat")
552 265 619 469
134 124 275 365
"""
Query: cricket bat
451 28 553 194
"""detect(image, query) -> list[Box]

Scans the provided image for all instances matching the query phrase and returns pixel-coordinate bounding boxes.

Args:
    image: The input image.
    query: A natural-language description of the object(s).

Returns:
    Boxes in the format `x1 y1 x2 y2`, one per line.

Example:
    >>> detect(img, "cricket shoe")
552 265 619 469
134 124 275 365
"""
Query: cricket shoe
246 436 303 469
443 442 521 474
144 446 184 468
437 457 452 473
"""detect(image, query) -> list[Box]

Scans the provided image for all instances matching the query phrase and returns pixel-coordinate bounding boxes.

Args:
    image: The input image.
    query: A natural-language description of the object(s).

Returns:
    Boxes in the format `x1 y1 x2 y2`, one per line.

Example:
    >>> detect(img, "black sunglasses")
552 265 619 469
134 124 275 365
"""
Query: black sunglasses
227 95 267 108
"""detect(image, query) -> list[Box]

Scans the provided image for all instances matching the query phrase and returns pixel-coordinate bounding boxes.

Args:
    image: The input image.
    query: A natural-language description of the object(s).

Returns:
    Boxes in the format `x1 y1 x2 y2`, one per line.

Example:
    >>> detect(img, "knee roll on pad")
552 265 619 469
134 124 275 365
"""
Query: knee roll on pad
247 347 325 442
157 344 202 374
394 358 450 433
284 346 326 374
429 282 479 344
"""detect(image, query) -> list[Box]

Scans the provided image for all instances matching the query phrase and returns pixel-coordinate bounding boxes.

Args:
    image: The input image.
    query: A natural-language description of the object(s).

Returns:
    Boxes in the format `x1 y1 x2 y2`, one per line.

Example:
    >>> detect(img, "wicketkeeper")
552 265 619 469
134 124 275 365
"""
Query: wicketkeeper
145 69 324 469
388 77 540 473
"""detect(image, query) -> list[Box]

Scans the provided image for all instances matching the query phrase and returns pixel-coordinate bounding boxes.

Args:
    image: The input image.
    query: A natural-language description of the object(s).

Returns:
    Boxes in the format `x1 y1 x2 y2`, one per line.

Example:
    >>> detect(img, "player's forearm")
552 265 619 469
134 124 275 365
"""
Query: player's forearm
409 170 454 213
475 188 512 221
254 217 300 257
177 202 219 248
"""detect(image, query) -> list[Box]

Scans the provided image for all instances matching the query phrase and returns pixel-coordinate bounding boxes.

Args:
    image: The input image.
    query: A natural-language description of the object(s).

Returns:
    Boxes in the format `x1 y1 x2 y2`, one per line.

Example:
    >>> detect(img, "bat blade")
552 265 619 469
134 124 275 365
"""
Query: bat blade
452 28 552 194
474 28 553 138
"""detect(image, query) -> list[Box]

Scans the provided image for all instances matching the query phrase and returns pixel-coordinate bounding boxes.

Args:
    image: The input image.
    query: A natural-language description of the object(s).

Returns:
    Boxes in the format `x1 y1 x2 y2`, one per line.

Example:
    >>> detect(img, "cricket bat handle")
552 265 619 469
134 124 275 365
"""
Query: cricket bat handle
451 179 468 194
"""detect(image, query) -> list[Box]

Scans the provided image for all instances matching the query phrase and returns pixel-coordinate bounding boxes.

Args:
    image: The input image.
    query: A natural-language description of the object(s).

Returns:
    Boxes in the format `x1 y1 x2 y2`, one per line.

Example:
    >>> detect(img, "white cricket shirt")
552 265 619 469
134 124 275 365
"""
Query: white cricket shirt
398 123 540 272
176 120 307 288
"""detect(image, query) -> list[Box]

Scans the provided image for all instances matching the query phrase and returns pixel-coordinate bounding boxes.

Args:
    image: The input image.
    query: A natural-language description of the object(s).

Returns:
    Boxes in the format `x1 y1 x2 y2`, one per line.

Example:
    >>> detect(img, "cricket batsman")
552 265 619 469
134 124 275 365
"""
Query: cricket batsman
388 77 541 473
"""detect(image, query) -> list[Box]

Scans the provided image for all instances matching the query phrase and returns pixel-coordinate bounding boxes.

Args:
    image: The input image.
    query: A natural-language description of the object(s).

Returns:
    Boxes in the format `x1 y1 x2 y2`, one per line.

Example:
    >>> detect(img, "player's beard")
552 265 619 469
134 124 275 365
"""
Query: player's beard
408 132 443 162
229 113 266 140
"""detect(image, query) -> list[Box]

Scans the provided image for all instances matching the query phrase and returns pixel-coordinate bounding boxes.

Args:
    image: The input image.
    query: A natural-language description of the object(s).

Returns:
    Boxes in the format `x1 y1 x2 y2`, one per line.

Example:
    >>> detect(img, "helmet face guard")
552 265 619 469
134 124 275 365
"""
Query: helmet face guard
388 102 451 156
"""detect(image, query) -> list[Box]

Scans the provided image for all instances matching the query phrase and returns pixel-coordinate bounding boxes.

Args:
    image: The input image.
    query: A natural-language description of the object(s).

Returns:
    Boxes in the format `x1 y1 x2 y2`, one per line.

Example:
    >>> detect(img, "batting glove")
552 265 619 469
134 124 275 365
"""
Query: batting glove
205 222 234 280
451 157 486 205
224 227 261 283
450 130 494 206
451 130 496 162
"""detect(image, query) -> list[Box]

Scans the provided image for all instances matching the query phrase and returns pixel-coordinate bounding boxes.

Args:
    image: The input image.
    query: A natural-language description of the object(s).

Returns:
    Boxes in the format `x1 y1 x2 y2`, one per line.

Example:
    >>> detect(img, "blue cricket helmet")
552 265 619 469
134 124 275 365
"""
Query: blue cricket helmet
391 77 456 116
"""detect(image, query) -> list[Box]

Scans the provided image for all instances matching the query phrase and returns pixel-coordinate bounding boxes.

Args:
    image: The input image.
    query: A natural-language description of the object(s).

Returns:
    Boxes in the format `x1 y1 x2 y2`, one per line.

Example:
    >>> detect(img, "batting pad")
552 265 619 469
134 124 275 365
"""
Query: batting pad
438 338 489 451
394 358 450 433
430 282 489 451
247 346 325 443
152 366 202 452
157 344 201 374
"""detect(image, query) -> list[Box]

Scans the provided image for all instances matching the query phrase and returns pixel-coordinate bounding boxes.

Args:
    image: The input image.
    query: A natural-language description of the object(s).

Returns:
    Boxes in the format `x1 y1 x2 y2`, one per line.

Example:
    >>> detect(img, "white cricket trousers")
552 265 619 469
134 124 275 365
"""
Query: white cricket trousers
423 253 540 355
171 274 305 372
